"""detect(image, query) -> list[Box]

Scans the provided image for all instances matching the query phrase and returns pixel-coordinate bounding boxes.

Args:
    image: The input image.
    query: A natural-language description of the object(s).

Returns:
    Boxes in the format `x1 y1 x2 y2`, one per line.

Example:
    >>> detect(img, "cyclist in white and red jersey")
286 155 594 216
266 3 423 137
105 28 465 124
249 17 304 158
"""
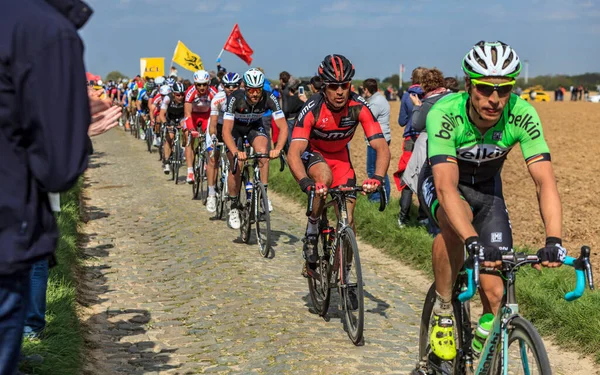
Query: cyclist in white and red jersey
149 84 170 147
183 70 215 184
288 54 391 271
205 72 241 213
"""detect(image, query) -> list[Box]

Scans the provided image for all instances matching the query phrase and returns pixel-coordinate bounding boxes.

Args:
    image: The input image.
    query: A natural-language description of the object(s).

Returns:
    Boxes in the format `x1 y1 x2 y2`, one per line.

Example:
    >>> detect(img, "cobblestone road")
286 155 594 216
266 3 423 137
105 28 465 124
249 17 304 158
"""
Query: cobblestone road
80 128 593 375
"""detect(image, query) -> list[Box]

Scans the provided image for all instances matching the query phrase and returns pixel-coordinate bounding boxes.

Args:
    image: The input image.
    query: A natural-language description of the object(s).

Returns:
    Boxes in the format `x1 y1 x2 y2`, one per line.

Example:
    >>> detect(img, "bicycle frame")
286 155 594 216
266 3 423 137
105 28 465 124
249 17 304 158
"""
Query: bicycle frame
458 248 594 375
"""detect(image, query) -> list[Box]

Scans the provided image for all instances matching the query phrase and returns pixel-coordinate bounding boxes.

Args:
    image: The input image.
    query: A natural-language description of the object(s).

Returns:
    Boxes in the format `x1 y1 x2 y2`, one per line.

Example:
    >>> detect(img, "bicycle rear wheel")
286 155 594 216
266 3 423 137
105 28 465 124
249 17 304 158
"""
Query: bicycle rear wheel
489 316 551 375
254 182 271 257
239 171 252 243
339 227 364 345
307 229 332 317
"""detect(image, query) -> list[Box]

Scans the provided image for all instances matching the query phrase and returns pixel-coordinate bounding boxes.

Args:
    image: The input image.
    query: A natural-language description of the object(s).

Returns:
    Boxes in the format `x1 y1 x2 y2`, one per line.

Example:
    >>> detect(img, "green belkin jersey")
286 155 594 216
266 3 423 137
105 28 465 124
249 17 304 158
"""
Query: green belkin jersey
426 92 550 185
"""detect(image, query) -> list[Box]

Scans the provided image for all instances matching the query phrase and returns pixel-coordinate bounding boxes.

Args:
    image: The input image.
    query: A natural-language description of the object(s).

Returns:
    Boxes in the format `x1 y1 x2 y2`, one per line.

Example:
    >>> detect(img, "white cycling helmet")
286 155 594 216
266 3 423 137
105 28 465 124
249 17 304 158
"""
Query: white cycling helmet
243 68 264 88
159 84 172 96
166 77 176 87
462 41 521 79
122 78 129 83
155 76 165 86
193 70 210 84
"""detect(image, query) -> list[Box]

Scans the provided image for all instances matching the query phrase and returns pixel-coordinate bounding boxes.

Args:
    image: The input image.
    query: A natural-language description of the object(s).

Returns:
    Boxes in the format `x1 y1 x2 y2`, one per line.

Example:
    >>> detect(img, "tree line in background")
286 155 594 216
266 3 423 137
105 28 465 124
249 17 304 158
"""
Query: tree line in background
104 70 600 91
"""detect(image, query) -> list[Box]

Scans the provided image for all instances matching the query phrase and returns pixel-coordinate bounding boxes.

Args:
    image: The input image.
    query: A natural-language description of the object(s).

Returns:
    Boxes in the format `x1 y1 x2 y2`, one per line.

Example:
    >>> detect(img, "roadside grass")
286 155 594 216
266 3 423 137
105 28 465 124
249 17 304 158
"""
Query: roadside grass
20 181 84 375
270 161 600 362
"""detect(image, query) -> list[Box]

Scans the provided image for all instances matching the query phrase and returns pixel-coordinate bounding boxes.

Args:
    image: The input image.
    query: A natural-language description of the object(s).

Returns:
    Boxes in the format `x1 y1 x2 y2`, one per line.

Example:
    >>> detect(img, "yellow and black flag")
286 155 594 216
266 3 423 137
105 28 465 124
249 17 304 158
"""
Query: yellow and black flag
172 40 204 72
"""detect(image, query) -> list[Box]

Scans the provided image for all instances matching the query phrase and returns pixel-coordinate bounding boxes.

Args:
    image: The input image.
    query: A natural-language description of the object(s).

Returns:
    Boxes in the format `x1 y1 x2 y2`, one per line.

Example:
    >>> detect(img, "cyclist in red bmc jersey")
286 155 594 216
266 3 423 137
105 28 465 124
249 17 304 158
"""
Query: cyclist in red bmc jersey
287 54 391 270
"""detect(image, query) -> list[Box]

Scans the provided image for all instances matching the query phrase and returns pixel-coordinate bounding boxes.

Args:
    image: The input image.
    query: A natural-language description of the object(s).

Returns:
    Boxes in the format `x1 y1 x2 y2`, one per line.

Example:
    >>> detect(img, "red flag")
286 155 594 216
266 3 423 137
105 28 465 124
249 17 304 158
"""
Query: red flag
223 24 254 65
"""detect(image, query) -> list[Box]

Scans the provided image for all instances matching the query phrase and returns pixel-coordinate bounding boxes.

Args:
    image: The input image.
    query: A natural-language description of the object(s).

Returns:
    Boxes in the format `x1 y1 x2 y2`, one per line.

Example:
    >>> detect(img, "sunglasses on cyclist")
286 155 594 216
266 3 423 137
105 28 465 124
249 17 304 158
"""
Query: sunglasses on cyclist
325 81 351 91
247 87 262 95
195 83 208 87
471 79 515 97
224 84 238 90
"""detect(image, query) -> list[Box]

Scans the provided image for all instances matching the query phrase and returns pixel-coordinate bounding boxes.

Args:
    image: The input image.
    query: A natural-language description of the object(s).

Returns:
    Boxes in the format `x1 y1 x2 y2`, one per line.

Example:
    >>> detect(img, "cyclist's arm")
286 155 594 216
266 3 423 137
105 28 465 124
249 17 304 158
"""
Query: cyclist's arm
427 107 477 241
136 98 142 112
432 162 478 240
183 102 194 129
528 161 562 238
516 102 559 238
158 108 167 124
222 116 237 154
287 102 315 183
209 114 218 136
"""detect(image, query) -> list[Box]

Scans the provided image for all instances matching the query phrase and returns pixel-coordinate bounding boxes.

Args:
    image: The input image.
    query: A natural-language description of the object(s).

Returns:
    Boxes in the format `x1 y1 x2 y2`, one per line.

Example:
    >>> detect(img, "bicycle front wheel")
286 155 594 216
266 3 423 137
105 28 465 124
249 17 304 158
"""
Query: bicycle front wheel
192 148 204 199
339 227 364 345
490 316 551 375
254 182 271 257
239 171 252 244
215 159 226 219
172 138 180 183
146 126 153 153
416 283 466 375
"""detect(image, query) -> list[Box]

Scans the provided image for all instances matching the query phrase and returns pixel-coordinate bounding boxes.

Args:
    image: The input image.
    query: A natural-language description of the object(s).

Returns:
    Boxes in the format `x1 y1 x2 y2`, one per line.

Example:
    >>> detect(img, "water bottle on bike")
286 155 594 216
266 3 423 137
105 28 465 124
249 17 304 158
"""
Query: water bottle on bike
245 181 253 201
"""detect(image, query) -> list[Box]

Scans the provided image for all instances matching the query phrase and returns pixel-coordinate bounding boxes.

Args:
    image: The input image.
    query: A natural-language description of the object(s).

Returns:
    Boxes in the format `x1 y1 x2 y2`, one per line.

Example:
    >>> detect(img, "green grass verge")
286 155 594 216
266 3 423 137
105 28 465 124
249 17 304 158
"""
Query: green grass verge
20 180 84 374
270 161 600 362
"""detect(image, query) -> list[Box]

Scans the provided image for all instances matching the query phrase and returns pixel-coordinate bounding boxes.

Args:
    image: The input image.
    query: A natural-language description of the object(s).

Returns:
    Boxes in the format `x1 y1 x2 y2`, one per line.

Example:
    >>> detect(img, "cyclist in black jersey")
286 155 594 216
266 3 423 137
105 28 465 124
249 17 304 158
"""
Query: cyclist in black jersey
420 41 566 362
221 68 288 229
159 82 186 174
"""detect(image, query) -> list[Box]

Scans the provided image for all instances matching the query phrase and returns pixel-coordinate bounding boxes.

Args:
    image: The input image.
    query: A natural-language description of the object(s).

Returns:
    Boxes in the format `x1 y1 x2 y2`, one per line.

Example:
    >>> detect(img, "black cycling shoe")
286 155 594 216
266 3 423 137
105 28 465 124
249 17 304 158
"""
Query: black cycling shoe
303 233 319 264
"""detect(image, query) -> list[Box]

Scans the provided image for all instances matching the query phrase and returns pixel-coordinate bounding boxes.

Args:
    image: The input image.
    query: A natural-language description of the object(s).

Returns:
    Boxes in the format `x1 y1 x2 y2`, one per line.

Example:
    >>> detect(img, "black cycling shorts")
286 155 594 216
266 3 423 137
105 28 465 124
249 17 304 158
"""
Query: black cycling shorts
232 124 267 149
418 167 513 253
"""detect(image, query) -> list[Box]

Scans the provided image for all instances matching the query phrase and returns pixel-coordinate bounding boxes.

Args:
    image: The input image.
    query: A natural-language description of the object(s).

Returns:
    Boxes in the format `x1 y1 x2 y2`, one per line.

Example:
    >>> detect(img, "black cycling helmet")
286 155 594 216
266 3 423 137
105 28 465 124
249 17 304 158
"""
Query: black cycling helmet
172 82 185 93
318 54 355 83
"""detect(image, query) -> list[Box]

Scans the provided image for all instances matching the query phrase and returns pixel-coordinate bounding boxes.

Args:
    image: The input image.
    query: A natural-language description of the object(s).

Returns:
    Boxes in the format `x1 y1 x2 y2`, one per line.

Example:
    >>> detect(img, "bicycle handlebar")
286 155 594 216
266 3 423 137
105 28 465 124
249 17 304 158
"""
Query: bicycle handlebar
232 153 285 175
458 245 595 303
305 184 387 217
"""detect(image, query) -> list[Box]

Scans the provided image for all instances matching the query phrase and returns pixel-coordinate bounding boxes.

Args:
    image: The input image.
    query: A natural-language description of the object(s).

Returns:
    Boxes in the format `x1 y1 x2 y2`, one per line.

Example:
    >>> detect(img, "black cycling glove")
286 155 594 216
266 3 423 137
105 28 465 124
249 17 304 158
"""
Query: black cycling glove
537 237 567 263
299 177 315 193
466 236 502 263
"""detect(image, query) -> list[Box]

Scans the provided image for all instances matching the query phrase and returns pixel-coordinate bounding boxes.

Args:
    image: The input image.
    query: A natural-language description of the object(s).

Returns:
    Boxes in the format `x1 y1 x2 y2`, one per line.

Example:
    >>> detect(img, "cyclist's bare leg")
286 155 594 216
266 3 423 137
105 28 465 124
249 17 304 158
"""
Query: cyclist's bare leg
226 151 243 198
252 136 269 186
183 129 194 169
479 273 504 315
345 198 357 233
306 162 333 218
207 149 219 188
433 203 472 302
164 130 173 161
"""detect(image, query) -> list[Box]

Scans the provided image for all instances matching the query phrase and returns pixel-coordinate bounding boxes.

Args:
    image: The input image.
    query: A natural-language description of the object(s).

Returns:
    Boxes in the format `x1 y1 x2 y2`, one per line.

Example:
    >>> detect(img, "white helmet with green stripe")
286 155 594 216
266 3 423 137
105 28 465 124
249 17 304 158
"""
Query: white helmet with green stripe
462 41 521 79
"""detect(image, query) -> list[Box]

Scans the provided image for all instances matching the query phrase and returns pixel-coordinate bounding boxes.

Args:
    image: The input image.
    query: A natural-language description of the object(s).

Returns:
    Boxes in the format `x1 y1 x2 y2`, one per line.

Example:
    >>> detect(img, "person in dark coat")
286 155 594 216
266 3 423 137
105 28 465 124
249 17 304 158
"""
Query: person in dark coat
0 0 92 372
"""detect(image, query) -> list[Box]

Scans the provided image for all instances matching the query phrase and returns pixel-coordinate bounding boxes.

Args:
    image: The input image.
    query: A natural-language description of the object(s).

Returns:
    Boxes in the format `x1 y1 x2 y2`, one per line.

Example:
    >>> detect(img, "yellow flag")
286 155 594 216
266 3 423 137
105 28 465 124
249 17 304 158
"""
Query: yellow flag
140 57 165 78
172 40 204 72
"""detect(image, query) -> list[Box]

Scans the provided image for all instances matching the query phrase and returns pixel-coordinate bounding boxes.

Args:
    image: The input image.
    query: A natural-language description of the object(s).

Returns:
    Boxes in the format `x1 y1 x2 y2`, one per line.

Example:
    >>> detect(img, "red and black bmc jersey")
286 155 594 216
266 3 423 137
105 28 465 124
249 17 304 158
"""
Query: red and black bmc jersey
291 92 384 154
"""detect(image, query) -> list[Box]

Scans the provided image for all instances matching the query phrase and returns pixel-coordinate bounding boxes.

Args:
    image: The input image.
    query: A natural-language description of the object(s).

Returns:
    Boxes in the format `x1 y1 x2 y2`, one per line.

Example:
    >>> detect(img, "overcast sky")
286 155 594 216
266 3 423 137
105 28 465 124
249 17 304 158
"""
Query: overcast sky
80 0 600 81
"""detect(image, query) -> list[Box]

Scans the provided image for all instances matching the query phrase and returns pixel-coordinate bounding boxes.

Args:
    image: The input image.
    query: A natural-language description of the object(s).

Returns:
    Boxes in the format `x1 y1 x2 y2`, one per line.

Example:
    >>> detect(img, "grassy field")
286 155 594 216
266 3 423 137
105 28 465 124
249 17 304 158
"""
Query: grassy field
20 182 84 375
269 161 600 362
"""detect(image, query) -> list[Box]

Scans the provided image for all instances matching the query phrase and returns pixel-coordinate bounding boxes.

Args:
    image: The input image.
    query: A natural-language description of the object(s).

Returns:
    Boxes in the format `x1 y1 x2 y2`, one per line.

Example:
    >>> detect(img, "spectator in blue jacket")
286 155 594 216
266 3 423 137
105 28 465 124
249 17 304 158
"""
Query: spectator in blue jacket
393 67 427 227
0 0 92 372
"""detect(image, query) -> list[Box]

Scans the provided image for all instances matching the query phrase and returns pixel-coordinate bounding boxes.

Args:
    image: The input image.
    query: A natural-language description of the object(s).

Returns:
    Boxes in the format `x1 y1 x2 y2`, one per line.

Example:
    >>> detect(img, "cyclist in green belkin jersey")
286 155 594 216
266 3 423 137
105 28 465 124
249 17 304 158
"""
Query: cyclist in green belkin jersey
419 41 567 362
